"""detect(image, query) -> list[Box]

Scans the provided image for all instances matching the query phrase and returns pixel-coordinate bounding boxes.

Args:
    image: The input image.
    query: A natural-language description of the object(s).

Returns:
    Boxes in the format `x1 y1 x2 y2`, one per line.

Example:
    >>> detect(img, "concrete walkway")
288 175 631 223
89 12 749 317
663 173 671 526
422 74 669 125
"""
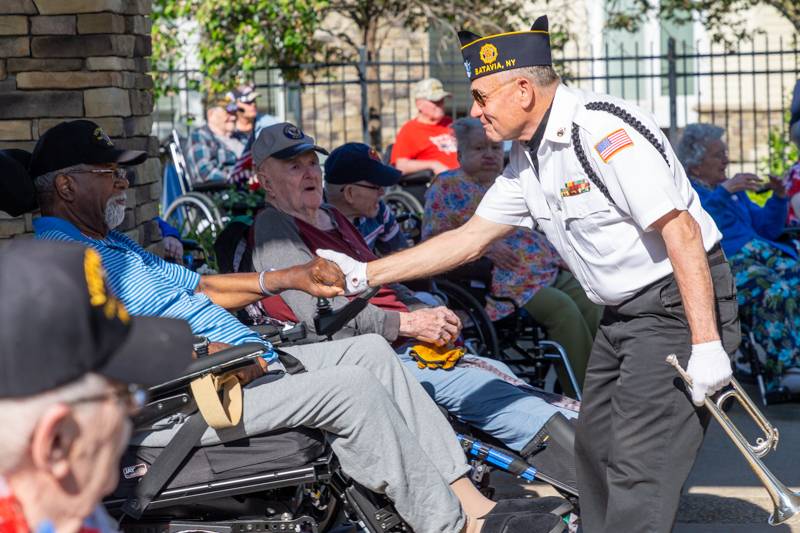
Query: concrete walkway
492 382 800 531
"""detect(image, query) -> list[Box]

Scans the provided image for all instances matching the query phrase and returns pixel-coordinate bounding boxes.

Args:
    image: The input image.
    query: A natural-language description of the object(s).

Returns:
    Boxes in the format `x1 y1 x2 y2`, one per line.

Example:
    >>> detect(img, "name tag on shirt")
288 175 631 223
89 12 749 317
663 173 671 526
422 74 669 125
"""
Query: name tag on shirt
560 179 591 197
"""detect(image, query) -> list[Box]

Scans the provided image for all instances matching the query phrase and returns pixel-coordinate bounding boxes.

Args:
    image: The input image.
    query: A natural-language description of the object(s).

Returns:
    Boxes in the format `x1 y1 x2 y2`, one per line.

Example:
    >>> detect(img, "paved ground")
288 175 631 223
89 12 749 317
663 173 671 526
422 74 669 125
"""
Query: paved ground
493 381 800 531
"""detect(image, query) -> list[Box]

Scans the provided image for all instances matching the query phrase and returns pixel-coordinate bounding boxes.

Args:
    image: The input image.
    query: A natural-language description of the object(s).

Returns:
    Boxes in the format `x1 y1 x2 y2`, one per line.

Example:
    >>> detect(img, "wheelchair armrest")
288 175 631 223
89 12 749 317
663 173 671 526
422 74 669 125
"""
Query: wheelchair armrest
314 286 381 338
183 342 266 374
148 342 267 397
192 181 230 193
250 323 308 345
398 170 434 186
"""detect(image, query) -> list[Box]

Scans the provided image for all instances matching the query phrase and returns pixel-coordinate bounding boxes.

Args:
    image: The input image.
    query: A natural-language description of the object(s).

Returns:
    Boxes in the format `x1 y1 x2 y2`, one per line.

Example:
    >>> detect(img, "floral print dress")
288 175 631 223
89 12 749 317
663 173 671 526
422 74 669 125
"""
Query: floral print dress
422 169 565 321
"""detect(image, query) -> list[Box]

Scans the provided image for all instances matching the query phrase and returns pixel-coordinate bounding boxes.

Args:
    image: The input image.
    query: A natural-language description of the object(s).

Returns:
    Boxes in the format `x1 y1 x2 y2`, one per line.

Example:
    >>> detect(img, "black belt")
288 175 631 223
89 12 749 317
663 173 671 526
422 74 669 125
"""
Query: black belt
619 242 725 307
707 242 725 267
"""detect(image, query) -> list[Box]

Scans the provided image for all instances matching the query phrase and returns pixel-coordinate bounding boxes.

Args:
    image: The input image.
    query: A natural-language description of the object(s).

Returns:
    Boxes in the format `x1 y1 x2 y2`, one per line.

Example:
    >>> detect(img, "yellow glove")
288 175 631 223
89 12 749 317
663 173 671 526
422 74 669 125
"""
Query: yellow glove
410 343 466 370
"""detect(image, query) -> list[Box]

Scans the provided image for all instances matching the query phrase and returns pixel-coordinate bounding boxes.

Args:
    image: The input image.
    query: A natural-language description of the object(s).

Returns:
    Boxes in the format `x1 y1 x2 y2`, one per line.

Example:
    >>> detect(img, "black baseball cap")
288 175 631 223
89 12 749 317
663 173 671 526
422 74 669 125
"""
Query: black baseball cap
0 149 37 216
28 120 148 179
0 240 193 398
324 143 402 187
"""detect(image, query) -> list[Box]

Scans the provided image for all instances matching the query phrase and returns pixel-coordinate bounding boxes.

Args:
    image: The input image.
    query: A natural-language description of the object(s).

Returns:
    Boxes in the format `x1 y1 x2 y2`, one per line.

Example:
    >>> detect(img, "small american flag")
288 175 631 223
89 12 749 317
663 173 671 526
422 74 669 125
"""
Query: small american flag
595 128 633 163
230 150 253 185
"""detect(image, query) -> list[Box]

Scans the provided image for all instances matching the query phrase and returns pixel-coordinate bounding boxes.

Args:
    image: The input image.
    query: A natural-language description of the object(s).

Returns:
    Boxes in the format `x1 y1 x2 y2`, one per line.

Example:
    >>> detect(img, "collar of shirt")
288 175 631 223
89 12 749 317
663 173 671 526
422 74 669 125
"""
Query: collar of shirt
542 84 589 145
525 104 552 157
33 216 111 245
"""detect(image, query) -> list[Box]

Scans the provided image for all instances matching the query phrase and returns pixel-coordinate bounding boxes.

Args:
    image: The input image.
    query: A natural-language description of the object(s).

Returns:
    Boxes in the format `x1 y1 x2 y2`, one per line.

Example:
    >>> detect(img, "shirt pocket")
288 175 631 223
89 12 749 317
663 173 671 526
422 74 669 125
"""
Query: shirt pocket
561 191 614 256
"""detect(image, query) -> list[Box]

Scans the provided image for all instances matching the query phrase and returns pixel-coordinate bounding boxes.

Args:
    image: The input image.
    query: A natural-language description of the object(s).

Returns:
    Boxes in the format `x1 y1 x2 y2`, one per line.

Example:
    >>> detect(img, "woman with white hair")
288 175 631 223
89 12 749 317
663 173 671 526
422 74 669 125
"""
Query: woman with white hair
676 123 800 396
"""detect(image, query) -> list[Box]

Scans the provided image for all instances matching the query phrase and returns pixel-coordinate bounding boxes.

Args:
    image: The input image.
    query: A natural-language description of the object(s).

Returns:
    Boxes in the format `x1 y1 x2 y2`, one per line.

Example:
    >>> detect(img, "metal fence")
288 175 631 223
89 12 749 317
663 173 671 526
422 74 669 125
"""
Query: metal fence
153 36 800 174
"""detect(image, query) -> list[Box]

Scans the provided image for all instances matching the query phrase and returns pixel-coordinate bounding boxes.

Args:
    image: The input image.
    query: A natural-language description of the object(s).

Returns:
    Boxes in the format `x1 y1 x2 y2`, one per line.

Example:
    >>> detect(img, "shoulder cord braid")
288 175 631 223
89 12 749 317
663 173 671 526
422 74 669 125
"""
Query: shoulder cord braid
571 101 670 204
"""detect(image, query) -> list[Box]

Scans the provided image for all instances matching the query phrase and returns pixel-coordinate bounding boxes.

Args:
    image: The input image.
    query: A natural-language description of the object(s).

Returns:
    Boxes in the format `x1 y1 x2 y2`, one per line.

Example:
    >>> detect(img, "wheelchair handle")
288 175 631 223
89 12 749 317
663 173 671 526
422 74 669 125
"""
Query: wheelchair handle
314 286 381 338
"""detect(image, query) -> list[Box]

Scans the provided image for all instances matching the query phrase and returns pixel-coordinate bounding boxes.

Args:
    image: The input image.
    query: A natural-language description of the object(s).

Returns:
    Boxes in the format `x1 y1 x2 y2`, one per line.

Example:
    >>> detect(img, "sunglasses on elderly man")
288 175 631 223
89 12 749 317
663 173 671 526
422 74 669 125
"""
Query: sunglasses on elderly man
471 78 520 108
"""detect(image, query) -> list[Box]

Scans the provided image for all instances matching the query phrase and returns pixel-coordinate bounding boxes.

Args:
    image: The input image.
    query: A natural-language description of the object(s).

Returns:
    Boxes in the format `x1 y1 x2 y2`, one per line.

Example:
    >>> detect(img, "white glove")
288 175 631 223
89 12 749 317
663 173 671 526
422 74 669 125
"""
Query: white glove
686 340 733 406
316 249 369 294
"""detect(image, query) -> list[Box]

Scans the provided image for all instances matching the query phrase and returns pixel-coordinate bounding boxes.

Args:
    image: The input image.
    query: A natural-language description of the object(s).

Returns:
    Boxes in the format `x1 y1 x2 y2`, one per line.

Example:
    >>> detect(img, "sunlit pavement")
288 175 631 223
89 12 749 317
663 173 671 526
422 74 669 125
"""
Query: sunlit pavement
491 381 800 532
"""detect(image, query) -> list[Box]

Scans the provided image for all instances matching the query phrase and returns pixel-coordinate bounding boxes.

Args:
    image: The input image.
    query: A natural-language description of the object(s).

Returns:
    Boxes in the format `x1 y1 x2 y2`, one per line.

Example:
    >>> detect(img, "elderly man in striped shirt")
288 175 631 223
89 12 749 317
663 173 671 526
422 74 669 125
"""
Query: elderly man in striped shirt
25 120 552 533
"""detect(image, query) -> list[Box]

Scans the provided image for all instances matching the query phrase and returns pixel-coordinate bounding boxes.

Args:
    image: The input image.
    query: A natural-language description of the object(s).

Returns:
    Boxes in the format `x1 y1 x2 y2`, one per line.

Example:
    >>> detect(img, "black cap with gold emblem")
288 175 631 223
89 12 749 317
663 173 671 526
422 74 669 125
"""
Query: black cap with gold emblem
459 16 552 82
28 119 148 179
0 240 193 397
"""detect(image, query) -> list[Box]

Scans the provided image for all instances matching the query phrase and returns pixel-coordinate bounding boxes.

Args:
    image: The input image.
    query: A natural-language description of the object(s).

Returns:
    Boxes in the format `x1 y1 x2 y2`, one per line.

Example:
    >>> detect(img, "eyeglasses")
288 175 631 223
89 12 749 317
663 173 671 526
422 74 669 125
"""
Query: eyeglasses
71 167 132 185
471 78 519 108
342 183 383 192
71 383 149 417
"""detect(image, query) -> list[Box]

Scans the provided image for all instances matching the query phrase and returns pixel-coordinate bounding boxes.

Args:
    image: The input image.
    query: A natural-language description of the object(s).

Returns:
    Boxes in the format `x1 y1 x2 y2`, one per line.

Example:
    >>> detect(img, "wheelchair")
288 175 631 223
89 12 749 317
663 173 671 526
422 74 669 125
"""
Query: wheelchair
105 295 576 533
161 130 226 242
733 226 800 406
431 258 582 401
209 220 578 503
105 297 417 533
380 143 435 245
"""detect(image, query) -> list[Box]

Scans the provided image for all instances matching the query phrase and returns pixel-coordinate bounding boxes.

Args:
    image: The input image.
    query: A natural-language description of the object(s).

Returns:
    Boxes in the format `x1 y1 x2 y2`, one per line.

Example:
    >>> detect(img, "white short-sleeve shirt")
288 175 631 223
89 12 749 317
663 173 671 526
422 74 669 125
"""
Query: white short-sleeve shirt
476 84 721 306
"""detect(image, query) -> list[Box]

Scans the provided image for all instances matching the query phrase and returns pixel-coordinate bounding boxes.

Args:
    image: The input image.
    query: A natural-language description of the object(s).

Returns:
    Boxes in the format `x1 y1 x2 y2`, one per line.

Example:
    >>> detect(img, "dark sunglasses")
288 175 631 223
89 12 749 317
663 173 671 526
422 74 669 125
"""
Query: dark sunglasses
471 78 518 108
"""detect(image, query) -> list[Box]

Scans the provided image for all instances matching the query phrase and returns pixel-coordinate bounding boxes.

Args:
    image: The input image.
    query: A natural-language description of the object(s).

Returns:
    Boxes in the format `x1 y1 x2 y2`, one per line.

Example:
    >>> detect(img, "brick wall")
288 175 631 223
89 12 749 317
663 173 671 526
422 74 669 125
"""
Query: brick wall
0 0 163 252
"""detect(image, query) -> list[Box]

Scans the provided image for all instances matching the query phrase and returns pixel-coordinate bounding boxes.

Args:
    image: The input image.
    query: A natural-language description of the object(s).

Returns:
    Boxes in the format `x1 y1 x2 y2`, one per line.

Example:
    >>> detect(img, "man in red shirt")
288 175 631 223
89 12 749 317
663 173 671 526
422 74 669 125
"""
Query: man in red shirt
391 78 459 175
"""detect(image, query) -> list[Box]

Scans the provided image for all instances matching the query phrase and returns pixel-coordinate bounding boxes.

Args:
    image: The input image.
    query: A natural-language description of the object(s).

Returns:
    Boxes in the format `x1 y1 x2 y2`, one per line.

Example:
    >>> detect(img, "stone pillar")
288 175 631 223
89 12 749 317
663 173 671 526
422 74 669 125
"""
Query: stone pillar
0 0 162 251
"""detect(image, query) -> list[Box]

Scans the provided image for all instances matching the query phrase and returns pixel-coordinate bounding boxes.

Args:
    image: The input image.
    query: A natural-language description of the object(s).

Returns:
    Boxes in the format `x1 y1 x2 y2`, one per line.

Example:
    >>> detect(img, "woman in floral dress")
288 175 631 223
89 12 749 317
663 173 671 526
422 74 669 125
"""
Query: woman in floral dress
422 118 602 396
677 123 800 395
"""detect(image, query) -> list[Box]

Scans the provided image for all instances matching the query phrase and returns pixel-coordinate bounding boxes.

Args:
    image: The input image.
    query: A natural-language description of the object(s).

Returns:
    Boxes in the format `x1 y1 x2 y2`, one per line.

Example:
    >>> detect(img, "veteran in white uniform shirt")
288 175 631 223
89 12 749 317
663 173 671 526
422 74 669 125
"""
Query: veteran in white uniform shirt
319 16 740 533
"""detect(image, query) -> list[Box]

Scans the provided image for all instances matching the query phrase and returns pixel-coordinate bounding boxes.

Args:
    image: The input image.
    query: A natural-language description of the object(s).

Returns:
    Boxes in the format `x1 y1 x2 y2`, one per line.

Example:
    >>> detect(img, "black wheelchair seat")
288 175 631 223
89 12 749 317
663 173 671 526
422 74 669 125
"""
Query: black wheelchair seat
117 427 326 494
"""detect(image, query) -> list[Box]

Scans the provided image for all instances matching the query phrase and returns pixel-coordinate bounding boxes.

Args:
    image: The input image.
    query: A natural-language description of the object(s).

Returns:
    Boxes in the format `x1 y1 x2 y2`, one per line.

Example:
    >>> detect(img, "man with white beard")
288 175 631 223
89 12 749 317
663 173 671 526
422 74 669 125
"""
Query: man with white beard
28 120 346 351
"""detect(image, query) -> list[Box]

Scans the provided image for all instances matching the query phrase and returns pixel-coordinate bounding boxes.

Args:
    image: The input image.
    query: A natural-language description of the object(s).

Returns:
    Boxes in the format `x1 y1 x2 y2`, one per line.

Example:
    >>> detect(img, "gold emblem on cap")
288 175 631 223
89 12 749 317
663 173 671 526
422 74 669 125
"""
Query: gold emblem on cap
93 127 114 147
479 43 498 65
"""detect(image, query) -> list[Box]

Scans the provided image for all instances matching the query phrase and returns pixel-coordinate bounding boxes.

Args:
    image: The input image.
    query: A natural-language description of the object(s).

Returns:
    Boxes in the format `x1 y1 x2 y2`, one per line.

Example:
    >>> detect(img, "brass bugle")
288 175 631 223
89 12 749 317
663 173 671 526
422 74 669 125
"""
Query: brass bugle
666 354 800 525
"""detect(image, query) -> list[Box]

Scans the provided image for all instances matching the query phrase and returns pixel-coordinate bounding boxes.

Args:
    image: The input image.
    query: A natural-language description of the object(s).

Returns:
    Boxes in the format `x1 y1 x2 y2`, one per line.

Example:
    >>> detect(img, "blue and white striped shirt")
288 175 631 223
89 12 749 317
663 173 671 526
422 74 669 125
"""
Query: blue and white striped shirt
34 217 276 363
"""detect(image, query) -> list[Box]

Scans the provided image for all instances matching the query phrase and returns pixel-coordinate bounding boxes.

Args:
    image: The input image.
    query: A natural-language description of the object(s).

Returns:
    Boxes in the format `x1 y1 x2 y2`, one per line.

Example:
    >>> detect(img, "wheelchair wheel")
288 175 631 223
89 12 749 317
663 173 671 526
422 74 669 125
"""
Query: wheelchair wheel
432 278 500 358
384 188 423 217
163 192 224 240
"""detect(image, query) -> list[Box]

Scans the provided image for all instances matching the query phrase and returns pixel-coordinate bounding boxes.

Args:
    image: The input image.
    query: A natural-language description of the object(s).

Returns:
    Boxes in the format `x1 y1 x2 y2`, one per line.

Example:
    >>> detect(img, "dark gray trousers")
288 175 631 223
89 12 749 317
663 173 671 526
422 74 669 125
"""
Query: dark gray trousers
575 248 740 533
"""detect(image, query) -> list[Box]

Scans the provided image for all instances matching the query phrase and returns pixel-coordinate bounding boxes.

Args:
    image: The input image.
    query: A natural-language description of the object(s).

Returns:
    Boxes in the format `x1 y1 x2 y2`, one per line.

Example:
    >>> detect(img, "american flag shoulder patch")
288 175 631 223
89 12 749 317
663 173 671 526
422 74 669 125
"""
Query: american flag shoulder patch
594 128 633 163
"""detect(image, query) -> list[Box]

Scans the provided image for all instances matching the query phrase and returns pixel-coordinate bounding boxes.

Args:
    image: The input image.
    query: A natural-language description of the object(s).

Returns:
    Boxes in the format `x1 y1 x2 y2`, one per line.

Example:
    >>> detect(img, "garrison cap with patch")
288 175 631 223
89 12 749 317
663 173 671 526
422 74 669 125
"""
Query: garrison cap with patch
29 119 148 179
0 240 193 397
459 15 552 82
252 122 329 168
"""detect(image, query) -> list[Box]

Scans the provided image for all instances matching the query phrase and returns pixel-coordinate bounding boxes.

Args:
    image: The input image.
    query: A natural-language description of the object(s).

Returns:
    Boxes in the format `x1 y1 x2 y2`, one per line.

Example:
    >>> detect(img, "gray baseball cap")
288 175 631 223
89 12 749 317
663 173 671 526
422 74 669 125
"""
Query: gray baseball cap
252 122 329 168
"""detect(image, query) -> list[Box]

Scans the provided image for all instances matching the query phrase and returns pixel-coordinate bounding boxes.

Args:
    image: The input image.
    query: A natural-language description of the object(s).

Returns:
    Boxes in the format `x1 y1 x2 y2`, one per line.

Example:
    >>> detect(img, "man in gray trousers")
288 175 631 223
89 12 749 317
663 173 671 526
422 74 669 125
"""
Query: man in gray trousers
24 120 554 533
